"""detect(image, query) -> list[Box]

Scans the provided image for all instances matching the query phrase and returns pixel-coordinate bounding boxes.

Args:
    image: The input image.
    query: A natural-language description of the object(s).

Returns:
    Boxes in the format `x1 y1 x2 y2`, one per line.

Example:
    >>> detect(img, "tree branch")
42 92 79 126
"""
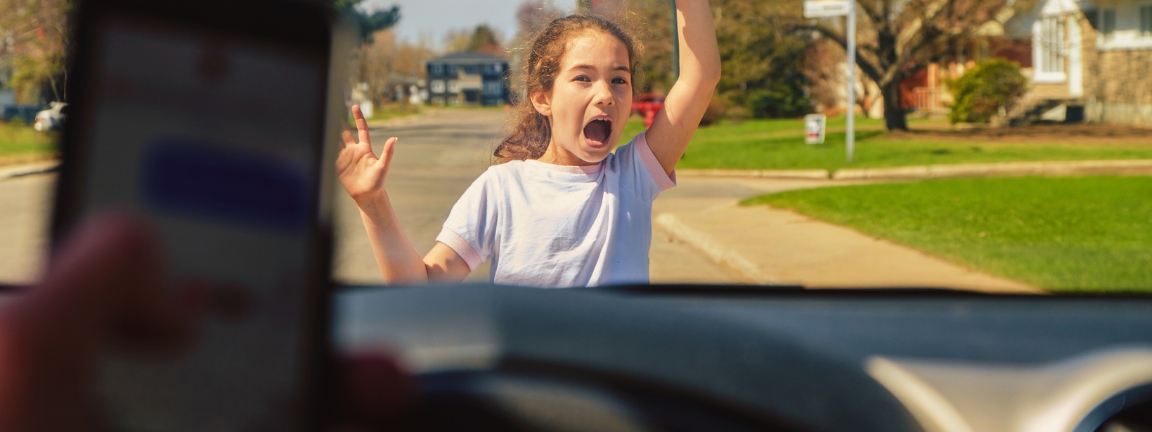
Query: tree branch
793 23 885 83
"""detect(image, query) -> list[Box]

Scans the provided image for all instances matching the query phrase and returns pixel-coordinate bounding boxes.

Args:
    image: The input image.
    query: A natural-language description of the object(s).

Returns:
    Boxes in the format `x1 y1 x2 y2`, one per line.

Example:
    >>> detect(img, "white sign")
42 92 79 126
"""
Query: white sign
804 0 850 18
805 114 826 145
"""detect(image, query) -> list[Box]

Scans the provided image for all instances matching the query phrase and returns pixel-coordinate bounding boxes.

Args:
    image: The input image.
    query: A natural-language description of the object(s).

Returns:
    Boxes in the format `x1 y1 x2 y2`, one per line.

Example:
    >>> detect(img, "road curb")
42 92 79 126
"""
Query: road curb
832 159 1152 180
678 168 830 179
653 212 783 285
677 159 1152 181
0 161 59 181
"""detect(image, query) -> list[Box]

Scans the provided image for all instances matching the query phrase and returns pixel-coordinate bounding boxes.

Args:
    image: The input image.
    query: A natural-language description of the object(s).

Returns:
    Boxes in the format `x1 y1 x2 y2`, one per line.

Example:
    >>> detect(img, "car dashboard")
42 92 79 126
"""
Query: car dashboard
333 285 1152 432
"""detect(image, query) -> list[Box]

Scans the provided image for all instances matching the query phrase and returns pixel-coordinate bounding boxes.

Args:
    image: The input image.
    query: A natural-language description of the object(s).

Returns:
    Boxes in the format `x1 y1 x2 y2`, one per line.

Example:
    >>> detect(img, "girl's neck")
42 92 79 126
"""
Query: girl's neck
536 139 600 167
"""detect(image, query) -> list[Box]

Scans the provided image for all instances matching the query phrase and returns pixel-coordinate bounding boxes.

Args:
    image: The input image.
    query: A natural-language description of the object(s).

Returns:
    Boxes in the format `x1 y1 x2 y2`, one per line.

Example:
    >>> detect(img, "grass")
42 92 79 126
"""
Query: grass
741 176 1152 292
619 116 1152 172
0 122 57 163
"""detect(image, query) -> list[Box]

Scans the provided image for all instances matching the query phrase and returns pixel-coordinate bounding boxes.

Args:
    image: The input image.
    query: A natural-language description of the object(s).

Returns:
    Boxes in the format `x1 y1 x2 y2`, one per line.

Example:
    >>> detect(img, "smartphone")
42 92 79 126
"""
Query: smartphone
52 0 343 430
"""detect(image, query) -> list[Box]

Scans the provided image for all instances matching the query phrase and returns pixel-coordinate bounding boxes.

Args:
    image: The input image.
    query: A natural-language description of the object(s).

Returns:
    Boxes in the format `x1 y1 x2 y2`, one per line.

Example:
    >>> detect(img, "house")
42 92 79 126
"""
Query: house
425 51 510 106
1024 0 1152 126
909 0 1152 126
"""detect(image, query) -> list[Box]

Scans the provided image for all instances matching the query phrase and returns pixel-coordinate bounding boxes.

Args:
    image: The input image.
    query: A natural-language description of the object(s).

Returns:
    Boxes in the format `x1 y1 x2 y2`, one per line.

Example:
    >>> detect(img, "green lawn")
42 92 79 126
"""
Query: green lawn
0 123 57 162
741 176 1152 292
620 117 1152 172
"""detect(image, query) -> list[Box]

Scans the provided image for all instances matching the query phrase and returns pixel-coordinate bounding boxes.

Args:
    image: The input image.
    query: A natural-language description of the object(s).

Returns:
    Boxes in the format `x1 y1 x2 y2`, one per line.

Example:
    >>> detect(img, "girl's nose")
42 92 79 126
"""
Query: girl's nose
594 83 614 106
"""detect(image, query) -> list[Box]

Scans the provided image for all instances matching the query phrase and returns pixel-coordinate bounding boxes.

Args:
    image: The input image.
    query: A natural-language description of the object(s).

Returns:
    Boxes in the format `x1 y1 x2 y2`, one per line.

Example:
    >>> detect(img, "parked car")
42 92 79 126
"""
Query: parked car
33 102 68 132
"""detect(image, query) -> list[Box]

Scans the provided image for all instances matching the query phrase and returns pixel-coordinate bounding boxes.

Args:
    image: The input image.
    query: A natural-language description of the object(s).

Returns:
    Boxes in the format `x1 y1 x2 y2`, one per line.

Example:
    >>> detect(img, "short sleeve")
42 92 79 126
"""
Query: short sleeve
615 132 677 202
435 170 499 271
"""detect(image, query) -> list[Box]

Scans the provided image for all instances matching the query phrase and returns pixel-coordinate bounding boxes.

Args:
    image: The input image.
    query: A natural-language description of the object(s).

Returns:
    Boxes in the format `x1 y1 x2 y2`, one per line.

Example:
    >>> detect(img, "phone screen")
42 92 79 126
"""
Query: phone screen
71 15 329 432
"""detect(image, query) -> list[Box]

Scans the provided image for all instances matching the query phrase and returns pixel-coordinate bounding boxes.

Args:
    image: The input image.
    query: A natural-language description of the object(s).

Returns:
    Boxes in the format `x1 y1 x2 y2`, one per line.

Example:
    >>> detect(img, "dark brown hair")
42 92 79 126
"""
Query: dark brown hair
494 14 640 163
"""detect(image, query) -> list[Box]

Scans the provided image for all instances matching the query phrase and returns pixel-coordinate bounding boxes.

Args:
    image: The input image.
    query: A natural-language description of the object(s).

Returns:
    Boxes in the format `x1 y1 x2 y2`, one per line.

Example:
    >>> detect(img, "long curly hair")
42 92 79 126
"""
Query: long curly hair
494 14 640 163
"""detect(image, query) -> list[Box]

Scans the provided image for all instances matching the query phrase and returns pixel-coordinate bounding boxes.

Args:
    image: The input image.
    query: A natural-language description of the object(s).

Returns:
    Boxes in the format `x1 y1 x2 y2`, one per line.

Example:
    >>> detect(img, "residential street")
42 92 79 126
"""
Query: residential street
0 109 1037 291
0 109 736 286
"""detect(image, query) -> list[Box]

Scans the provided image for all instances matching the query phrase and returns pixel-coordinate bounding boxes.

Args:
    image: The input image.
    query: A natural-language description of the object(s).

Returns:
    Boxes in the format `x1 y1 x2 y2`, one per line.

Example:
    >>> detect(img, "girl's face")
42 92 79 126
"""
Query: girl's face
532 32 633 166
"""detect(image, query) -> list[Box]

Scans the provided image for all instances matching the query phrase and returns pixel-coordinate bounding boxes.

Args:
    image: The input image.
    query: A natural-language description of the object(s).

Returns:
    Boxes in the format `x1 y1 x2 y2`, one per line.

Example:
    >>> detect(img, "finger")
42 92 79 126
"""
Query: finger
332 352 415 425
351 105 371 146
341 127 356 149
43 212 205 355
378 137 397 169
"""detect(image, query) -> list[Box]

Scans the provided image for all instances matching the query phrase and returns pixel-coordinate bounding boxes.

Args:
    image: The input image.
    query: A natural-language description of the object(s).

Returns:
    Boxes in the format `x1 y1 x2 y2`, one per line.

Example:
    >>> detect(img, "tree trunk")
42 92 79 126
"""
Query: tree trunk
881 80 908 131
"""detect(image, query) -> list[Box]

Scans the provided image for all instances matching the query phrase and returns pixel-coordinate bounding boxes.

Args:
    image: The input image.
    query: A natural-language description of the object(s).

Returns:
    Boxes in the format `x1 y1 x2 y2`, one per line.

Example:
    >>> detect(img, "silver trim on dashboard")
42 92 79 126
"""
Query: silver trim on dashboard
866 346 1152 432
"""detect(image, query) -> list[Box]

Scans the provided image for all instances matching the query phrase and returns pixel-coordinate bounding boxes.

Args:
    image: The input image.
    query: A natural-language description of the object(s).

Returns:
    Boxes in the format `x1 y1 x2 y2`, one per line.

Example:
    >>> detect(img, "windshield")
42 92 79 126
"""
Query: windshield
1 0 1150 294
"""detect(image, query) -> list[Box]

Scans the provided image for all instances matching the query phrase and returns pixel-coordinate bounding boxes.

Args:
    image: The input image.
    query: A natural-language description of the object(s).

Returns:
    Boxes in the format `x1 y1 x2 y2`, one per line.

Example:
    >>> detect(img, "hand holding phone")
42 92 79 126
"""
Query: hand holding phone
54 0 341 430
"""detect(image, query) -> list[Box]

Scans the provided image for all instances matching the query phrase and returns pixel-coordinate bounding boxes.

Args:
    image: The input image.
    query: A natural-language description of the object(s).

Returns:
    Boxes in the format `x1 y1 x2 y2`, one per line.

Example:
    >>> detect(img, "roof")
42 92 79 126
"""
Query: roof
427 51 508 65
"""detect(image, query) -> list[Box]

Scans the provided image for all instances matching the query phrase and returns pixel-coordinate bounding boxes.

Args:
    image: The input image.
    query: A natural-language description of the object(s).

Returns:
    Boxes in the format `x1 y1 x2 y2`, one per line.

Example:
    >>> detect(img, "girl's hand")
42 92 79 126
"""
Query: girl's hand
337 105 398 206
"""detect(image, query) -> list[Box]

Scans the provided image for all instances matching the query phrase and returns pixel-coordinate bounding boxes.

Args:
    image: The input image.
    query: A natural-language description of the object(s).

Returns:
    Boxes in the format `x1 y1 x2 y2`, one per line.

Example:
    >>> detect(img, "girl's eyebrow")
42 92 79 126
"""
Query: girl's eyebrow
568 64 632 73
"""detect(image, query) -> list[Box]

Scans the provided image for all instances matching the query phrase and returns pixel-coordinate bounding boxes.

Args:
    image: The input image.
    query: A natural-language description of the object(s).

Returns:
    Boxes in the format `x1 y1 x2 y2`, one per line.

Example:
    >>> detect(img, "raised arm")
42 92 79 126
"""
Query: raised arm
337 105 471 285
644 0 722 175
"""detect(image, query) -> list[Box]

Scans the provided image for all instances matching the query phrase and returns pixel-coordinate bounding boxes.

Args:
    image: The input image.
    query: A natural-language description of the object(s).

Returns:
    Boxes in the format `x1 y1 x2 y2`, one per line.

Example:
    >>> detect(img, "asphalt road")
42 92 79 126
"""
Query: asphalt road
0 108 734 286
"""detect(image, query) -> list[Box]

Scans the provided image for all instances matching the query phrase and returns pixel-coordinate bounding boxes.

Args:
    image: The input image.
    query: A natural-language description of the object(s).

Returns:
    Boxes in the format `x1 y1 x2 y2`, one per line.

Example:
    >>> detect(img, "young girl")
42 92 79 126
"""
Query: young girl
336 1 720 288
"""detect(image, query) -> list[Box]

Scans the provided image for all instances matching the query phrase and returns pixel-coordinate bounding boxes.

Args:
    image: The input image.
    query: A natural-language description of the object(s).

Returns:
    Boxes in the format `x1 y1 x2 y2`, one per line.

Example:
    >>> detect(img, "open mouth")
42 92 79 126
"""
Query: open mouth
583 118 613 147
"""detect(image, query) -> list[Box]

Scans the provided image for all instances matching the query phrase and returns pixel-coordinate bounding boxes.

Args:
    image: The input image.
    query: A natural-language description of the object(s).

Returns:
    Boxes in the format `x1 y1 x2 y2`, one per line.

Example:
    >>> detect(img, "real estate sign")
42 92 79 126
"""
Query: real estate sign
805 114 827 145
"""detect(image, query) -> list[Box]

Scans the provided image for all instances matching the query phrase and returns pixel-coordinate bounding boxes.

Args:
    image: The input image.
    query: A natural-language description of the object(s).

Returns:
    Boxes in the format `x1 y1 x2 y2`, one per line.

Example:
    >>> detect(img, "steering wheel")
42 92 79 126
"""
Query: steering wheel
334 284 920 432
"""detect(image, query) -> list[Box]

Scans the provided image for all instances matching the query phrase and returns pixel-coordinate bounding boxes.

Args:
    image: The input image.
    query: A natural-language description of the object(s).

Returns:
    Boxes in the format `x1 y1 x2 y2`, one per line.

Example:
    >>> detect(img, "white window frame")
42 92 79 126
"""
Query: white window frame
1033 15 1067 83
447 80 459 93
1092 4 1152 50
430 80 445 93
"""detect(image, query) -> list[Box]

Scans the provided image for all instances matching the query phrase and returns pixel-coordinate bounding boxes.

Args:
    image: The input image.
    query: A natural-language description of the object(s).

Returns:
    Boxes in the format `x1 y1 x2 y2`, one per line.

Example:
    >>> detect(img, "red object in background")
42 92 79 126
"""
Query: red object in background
632 93 664 128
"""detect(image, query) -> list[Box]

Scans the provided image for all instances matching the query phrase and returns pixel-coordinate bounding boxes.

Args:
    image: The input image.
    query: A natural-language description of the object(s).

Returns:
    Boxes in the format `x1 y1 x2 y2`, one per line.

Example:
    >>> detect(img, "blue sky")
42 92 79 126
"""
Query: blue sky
360 0 577 48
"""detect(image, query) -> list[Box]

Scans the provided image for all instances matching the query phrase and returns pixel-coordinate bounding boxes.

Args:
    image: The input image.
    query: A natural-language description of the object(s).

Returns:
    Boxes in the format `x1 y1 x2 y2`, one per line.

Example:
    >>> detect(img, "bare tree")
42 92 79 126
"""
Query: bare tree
442 28 473 53
804 37 879 117
359 29 434 105
797 0 1026 130
1 0 72 103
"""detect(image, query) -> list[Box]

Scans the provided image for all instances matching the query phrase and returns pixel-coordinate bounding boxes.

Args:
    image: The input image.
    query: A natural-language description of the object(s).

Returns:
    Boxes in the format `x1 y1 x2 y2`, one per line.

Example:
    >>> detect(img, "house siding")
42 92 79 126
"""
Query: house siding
1086 47 1152 126
1069 4 1152 127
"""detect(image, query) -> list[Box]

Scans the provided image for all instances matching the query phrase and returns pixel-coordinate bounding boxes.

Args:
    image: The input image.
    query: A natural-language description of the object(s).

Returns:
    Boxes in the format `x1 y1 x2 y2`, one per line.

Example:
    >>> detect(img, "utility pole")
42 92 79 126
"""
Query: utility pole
846 0 856 162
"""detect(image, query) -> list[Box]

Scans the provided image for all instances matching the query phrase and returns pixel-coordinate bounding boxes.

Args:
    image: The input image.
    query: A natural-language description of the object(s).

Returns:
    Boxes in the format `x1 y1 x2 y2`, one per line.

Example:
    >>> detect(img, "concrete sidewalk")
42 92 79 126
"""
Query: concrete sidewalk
651 176 1040 293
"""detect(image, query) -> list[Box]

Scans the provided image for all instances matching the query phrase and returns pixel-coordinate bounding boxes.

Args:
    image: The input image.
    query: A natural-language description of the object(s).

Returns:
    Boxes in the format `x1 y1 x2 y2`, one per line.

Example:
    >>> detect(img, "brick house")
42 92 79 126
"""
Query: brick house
425 51 510 106
1025 0 1152 126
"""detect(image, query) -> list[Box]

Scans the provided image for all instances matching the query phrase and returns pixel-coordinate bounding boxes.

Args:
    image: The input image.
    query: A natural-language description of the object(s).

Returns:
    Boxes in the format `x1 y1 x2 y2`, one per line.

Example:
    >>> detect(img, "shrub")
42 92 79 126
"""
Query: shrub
947 59 1028 124
745 83 810 119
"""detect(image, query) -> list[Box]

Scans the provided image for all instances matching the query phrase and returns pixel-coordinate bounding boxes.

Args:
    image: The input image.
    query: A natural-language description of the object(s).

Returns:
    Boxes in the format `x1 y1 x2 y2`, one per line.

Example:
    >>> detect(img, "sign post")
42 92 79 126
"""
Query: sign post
804 0 855 162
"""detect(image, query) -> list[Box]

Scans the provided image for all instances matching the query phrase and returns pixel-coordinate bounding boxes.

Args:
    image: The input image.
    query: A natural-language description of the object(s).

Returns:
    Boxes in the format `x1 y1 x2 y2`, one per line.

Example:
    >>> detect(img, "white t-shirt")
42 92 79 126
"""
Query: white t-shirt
435 132 676 288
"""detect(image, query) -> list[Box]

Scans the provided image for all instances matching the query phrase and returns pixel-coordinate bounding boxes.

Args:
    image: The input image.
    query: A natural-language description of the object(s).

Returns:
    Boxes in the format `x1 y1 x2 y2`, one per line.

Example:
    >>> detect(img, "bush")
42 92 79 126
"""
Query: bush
744 84 809 119
947 59 1028 124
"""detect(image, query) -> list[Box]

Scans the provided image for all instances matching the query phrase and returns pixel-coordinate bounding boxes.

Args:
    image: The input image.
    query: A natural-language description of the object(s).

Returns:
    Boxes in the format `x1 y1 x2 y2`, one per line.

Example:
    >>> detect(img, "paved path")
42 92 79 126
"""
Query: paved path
653 176 1039 292
0 174 53 283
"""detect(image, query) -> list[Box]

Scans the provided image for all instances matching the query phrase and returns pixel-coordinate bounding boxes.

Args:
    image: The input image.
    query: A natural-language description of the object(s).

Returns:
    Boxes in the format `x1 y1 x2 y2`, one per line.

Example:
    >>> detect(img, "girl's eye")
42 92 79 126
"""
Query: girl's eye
612 77 629 85
574 75 591 82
